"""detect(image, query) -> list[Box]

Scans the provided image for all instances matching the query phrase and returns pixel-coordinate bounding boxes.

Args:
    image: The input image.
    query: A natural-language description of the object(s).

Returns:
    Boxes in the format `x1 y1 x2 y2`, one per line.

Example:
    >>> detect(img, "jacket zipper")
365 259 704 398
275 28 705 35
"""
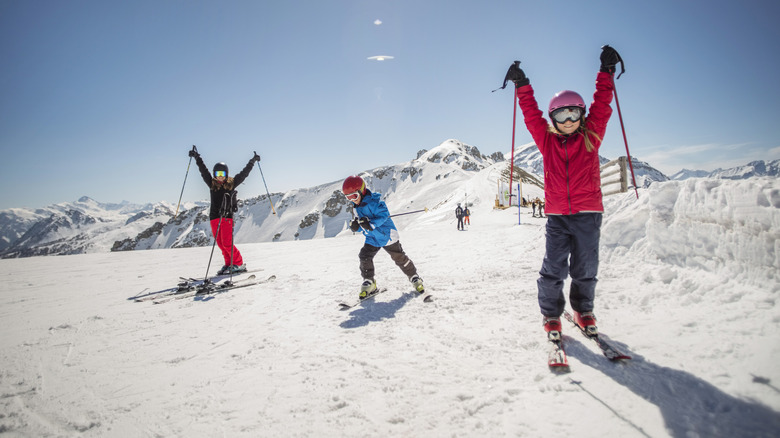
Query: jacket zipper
562 136 572 214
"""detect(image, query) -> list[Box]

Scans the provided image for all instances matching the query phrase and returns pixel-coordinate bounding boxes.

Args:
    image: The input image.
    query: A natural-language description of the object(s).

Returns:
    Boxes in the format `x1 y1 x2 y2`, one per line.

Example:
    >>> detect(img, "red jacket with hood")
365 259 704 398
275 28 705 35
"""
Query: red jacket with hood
515 71 614 215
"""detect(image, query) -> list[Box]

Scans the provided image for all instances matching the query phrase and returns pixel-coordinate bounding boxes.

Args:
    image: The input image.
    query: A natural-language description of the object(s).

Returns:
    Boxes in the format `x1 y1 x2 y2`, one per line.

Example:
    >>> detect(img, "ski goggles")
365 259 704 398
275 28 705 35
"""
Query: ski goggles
214 170 227 178
551 106 583 124
345 191 361 201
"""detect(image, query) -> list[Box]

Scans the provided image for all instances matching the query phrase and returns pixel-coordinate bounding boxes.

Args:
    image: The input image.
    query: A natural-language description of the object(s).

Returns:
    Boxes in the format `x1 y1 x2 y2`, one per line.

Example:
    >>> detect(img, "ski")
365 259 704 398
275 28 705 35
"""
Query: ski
133 280 204 302
548 338 570 373
418 290 434 303
338 287 388 310
152 275 275 304
563 311 631 361
179 267 263 283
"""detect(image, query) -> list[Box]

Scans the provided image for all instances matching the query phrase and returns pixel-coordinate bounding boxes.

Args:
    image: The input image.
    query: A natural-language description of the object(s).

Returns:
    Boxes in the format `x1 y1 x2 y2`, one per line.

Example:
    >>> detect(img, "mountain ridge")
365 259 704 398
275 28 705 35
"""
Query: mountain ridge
1 139 771 258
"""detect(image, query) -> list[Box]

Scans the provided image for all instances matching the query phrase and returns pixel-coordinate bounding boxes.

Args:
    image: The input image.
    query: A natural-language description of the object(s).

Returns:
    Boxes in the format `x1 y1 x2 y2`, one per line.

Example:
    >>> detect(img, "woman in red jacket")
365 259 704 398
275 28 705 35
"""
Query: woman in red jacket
504 45 621 341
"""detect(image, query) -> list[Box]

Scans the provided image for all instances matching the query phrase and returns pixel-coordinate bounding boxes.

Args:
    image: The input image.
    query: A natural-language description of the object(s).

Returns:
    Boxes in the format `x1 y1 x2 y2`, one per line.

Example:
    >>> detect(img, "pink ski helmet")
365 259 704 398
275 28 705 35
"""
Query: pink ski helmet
548 90 586 115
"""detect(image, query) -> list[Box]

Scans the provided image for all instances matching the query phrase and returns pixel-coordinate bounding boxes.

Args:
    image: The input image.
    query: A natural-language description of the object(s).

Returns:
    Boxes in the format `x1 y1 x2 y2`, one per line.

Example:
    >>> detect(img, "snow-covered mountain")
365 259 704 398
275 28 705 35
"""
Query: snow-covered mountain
670 168 711 181
671 159 779 181
417 138 505 171
1 138 762 259
710 159 780 180
0 197 182 257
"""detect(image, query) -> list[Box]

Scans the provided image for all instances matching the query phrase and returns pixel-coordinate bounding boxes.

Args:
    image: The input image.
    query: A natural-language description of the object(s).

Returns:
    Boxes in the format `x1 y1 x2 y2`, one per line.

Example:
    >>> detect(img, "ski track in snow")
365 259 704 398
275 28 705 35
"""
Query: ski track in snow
0 177 779 437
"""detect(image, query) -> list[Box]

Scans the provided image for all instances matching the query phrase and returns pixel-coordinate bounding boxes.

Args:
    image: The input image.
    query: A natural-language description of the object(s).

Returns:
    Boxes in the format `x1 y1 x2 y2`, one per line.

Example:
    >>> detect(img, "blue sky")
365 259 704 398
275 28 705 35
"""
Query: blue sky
1 0 778 209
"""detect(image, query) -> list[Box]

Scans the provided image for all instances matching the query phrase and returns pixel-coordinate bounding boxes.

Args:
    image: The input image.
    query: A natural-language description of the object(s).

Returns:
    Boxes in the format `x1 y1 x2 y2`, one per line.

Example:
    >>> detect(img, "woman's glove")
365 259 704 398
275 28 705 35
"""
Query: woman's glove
504 61 529 88
600 45 621 74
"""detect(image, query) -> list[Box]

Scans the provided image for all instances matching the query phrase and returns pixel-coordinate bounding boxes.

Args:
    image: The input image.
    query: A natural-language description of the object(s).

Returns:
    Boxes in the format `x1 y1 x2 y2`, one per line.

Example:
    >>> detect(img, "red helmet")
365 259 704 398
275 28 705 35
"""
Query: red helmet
342 175 366 196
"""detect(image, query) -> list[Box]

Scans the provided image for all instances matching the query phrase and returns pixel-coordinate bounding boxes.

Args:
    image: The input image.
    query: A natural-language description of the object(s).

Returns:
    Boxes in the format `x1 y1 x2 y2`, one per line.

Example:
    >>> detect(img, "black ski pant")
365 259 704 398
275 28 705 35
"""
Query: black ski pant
359 241 417 281
537 213 602 317
457 217 464 230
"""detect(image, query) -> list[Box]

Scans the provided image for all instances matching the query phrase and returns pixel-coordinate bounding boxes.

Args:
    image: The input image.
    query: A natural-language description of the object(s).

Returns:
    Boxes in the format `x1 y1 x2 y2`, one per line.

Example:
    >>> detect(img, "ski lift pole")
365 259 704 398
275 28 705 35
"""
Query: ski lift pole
509 89 518 205
254 151 277 215
517 184 521 225
174 145 197 218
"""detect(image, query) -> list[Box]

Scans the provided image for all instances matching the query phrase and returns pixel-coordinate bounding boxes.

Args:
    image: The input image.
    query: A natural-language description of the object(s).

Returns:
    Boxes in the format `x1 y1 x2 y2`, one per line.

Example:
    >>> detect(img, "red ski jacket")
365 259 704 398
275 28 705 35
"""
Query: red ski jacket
516 71 614 215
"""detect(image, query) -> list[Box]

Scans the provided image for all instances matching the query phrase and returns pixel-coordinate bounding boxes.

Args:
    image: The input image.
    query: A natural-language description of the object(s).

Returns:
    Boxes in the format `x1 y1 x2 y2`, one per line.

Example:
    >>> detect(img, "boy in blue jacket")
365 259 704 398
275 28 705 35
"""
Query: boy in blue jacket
342 175 425 299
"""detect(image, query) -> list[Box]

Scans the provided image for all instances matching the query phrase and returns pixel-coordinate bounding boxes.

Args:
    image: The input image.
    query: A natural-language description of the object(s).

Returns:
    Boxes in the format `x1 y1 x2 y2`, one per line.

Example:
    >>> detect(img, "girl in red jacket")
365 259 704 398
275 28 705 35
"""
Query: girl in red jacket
504 45 621 341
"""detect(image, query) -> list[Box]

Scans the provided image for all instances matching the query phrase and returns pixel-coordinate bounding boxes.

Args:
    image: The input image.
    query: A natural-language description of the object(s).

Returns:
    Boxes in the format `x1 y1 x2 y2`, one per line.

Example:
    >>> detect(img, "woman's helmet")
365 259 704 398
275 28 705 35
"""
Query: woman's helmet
549 90 585 114
342 175 366 197
213 162 229 178
548 90 586 126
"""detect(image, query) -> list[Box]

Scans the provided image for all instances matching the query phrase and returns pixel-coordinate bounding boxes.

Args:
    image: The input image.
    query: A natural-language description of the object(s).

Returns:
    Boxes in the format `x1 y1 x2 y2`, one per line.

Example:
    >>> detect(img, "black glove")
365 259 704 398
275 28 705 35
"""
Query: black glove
504 61 529 88
188 148 200 158
357 217 373 231
252 152 261 163
349 219 360 232
600 45 621 75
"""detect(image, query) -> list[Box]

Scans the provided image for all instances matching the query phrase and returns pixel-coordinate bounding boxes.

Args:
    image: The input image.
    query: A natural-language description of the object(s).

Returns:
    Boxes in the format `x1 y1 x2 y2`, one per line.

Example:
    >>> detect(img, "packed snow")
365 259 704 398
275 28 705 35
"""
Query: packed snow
0 172 778 437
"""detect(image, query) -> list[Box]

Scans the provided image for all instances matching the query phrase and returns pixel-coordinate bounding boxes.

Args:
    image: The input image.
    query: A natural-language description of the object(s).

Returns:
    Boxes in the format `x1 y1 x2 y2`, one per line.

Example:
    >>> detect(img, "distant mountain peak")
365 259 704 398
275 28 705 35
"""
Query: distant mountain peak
416 139 504 171
670 159 779 181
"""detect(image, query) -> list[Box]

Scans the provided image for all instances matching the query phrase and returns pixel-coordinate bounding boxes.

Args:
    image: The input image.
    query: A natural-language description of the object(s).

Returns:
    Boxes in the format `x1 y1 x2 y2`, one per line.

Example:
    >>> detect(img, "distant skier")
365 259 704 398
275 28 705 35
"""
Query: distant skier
503 44 621 341
189 148 261 275
464 206 471 225
455 203 465 230
342 175 425 300
532 197 544 218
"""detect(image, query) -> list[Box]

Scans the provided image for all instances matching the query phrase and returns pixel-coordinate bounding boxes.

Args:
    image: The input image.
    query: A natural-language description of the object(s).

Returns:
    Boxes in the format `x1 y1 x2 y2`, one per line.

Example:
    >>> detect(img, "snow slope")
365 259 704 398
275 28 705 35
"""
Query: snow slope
0 173 778 437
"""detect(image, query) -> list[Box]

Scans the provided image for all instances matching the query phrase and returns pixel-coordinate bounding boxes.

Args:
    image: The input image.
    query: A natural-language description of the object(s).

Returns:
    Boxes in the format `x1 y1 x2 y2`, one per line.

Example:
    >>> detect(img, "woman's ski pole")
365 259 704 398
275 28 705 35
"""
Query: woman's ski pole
612 82 638 199
254 151 277 215
606 49 638 198
174 145 197 218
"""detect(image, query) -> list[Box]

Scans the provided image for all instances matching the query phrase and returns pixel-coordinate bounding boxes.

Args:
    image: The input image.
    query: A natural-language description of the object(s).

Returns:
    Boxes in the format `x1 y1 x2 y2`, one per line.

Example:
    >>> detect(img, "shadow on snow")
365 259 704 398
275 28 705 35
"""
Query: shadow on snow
564 336 780 438
339 292 418 329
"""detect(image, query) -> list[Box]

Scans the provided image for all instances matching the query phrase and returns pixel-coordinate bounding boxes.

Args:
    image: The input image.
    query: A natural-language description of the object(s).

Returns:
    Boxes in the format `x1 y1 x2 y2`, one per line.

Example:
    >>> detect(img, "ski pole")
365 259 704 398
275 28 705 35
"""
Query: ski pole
390 208 428 218
174 145 197 218
612 82 638 199
493 61 522 206
254 151 277 215
225 192 236 285
204 216 223 286
204 194 232 286
606 48 638 198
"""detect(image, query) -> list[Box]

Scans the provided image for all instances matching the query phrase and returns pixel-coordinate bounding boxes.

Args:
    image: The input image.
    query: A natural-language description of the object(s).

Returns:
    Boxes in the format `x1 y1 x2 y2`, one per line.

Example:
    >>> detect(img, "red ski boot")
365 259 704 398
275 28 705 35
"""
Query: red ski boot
574 311 598 337
543 316 562 341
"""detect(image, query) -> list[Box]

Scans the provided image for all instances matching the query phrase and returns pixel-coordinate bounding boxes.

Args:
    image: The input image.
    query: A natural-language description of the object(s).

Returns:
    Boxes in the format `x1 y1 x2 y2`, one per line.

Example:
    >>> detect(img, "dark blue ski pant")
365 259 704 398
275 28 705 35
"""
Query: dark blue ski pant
537 213 602 317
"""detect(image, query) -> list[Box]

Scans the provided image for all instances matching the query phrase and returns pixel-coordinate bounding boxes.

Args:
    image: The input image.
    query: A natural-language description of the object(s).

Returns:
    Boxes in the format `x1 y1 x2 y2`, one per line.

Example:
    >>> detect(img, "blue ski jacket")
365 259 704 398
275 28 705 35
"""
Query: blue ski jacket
354 191 399 247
